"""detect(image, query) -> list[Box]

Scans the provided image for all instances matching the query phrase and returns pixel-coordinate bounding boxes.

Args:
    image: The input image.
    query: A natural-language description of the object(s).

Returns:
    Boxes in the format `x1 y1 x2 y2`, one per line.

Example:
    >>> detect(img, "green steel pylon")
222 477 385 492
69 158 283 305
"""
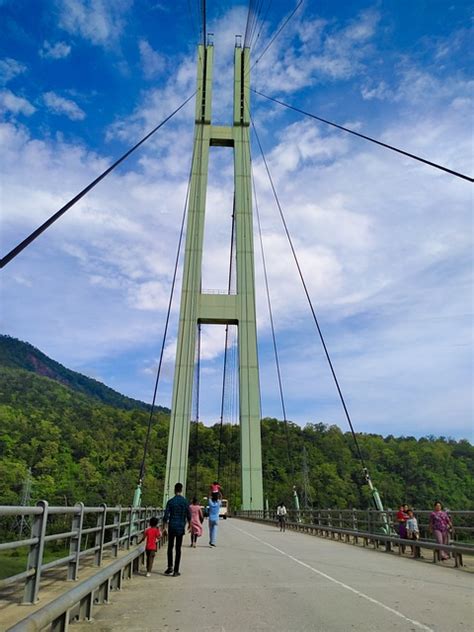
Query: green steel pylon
163 43 263 510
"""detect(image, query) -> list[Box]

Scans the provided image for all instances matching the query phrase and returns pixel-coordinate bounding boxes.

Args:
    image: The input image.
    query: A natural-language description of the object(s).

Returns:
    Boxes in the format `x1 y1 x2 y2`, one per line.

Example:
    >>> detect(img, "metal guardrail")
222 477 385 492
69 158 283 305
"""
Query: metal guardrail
256 508 474 541
235 510 474 568
0 502 163 605
7 545 146 632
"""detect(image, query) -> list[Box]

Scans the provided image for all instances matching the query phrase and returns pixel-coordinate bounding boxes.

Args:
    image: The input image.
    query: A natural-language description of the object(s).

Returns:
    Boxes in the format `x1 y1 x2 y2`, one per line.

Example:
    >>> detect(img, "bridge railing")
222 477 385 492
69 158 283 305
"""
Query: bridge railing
235 509 474 567
258 508 473 541
0 502 163 605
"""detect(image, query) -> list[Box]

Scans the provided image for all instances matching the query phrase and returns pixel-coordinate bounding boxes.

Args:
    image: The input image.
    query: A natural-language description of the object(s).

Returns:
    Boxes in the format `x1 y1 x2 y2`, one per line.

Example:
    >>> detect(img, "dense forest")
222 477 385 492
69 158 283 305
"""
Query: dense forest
0 340 472 511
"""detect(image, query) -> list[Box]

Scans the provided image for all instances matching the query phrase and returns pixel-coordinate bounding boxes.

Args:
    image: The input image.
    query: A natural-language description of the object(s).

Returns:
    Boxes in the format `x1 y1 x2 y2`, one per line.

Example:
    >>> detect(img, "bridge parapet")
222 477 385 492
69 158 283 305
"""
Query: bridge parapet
0 503 163 606
235 508 474 569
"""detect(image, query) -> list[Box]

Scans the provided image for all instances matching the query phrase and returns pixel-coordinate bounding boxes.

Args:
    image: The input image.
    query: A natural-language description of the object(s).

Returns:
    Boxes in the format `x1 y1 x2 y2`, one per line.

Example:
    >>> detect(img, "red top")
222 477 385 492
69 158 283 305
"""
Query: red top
144 526 161 551
396 510 408 523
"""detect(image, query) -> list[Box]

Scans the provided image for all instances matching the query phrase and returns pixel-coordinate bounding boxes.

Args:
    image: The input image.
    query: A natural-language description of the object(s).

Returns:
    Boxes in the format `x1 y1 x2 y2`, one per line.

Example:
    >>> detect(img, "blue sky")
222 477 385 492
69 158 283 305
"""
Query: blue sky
1 1 472 440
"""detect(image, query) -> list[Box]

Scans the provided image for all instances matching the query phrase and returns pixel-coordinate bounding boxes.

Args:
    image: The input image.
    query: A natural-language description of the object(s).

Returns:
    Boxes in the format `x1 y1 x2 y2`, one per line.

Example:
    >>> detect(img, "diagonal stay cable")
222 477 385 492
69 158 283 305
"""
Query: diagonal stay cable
251 161 295 479
252 90 473 183
250 113 367 469
217 204 236 482
1 92 196 269
137 156 193 487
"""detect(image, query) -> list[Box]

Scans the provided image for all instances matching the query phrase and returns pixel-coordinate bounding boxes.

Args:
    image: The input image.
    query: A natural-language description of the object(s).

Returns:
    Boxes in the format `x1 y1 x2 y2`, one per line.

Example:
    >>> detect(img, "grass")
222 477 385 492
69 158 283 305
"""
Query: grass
0 548 69 580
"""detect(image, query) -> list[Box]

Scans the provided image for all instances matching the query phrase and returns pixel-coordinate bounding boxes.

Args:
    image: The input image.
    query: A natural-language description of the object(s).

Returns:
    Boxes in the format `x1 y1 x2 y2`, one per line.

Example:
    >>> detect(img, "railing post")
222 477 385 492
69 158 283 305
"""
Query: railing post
127 506 134 549
94 504 107 566
23 500 48 604
112 506 121 557
68 502 84 580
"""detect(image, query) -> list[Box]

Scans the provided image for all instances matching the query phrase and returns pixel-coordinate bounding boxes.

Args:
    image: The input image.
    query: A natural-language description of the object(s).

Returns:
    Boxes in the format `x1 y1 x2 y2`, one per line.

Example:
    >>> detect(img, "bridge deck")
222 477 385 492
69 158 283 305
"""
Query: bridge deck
72 518 471 632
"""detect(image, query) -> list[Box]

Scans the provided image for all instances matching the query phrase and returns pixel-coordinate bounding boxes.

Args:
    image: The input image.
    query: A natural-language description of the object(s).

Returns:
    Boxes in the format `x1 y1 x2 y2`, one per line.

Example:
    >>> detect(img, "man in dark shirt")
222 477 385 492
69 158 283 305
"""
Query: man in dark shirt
163 482 191 576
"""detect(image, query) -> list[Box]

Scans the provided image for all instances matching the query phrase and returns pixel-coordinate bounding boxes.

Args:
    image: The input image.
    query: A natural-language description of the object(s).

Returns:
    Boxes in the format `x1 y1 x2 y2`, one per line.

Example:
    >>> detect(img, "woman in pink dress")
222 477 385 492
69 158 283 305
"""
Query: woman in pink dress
188 497 203 548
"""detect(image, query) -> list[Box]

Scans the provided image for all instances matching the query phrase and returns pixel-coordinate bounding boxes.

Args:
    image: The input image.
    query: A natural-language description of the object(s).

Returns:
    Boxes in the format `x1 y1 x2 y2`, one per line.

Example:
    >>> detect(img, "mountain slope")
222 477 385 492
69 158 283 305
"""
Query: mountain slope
0 335 168 412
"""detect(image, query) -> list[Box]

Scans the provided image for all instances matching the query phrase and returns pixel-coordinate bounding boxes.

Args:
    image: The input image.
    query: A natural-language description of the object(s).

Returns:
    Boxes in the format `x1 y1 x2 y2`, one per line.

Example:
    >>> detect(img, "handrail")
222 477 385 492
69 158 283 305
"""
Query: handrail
0 502 163 604
7 545 146 632
235 510 474 568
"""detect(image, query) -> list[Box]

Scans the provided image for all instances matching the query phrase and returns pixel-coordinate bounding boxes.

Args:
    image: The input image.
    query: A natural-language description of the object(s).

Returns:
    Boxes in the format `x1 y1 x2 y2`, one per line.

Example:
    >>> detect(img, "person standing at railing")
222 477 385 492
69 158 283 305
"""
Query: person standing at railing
276 502 287 532
429 501 453 561
163 482 191 576
396 504 409 552
139 517 162 577
406 509 420 558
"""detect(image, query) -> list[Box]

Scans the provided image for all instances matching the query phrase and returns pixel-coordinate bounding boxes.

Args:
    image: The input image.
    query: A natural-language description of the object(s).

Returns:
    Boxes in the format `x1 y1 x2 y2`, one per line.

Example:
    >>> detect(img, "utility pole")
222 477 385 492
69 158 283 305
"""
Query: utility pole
163 41 264 510
13 467 32 537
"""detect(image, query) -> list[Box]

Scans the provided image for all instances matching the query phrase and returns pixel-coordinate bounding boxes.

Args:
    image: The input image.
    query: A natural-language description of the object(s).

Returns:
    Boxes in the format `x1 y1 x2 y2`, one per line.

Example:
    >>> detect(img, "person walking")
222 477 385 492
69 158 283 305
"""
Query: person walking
208 492 221 547
429 501 453 561
163 482 191 576
189 496 203 548
276 502 287 532
139 516 161 576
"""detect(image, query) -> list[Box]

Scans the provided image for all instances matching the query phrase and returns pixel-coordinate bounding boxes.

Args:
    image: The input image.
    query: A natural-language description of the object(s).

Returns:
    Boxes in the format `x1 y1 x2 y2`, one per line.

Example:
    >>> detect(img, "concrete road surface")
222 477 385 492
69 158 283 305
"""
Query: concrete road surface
74 518 473 632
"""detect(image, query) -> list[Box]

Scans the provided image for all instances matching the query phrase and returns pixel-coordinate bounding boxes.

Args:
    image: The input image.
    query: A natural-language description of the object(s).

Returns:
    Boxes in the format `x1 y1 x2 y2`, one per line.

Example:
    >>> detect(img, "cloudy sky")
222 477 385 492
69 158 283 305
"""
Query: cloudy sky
1 1 472 440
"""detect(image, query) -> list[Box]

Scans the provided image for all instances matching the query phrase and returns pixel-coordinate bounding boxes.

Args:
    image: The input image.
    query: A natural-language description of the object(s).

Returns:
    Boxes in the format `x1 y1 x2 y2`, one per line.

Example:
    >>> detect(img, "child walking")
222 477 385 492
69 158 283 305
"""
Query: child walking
140 516 161 576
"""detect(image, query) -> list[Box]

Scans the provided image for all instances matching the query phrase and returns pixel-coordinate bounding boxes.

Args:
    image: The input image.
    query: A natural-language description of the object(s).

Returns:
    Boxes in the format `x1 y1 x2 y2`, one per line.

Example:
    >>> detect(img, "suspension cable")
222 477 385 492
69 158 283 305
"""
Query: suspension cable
137 178 191 487
249 0 273 52
217 205 236 481
251 163 294 478
252 90 473 183
250 113 367 469
244 0 254 48
251 1 304 70
1 93 196 270
248 0 271 51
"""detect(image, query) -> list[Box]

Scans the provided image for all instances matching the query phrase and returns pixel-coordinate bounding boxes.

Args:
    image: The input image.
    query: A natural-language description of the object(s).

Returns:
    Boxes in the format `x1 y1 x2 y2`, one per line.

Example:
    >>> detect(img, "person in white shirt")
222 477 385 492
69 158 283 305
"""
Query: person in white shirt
406 509 420 558
276 502 287 532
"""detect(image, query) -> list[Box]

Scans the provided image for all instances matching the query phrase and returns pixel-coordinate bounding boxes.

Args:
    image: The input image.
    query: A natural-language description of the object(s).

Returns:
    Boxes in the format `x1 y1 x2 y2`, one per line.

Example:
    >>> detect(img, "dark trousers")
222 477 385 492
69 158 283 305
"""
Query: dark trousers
167 531 184 572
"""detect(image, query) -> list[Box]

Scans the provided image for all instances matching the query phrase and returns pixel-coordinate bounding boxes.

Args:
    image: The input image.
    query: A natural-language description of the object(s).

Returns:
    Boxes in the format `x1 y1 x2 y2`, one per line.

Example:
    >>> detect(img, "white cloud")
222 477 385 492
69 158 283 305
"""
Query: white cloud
252 9 381 93
361 80 392 101
56 0 132 47
0 58 27 85
1 6 472 438
39 41 71 60
139 39 166 80
43 91 86 120
0 89 35 115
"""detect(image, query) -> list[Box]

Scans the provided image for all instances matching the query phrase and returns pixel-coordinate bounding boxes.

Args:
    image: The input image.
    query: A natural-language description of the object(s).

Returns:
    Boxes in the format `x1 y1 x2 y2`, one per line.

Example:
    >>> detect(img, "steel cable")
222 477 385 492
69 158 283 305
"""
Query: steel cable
250 113 368 469
252 162 295 479
1 93 196 269
137 143 195 488
252 90 473 182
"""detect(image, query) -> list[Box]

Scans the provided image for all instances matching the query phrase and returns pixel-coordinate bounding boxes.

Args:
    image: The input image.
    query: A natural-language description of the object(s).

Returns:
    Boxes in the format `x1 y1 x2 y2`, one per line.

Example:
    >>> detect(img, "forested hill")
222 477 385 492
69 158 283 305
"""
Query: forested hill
0 358 473 511
0 335 167 412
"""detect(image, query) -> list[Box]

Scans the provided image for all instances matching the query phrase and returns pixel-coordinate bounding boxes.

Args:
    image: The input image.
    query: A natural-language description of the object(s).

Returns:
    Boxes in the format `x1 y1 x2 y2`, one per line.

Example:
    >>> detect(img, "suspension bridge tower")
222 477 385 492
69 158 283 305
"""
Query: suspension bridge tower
163 42 263 510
